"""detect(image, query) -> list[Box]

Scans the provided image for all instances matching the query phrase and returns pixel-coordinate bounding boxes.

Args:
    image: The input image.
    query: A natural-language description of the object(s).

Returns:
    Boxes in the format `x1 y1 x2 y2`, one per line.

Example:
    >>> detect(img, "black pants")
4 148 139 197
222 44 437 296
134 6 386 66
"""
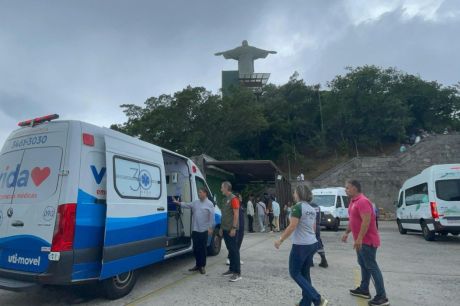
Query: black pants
192 231 208 268
247 215 254 232
223 230 241 274
268 213 274 231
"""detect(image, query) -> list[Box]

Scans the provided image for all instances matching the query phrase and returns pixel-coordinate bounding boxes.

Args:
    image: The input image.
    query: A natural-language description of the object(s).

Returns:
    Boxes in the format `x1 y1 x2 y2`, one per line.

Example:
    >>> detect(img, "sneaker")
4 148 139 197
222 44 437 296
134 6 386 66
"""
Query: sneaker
226 258 230 265
240 260 244 265
319 297 329 306
229 273 242 282
350 287 371 299
368 296 390 306
199 267 206 275
188 266 199 272
222 270 233 276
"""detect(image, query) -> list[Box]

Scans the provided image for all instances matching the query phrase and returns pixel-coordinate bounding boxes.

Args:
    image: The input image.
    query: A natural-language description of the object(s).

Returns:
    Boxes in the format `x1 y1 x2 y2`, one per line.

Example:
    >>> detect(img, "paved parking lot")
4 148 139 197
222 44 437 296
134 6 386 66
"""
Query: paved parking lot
0 221 459 306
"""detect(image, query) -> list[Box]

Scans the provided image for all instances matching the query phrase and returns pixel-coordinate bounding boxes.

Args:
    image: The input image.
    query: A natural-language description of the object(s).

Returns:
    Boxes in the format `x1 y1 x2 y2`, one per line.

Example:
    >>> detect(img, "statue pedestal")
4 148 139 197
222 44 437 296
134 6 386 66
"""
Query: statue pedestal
221 71 270 95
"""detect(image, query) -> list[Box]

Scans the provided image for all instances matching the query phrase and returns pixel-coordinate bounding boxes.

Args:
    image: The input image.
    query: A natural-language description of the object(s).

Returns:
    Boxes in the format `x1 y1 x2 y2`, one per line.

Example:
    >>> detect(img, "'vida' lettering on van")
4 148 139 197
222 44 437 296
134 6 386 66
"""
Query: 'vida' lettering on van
7 253 41 266
0 165 51 188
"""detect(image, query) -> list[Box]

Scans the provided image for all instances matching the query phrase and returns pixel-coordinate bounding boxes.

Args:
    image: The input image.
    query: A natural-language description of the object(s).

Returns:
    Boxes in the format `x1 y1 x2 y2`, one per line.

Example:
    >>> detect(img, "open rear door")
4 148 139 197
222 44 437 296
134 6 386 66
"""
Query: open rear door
100 135 167 279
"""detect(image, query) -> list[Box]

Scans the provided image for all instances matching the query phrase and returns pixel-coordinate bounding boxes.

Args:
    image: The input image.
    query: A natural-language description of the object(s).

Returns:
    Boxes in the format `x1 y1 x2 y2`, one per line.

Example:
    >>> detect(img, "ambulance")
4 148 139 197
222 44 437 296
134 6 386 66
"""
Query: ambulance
0 114 222 299
396 164 460 241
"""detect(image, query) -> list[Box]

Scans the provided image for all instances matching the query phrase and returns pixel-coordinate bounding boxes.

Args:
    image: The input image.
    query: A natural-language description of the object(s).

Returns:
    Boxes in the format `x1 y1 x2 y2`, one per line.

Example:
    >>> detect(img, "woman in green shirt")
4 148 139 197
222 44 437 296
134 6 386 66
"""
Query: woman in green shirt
274 185 328 306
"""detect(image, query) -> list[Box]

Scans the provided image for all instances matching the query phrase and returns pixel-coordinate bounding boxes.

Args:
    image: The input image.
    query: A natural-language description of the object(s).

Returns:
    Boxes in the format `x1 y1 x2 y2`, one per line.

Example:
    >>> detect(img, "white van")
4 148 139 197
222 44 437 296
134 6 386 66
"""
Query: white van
312 187 349 231
0 115 222 299
396 164 460 241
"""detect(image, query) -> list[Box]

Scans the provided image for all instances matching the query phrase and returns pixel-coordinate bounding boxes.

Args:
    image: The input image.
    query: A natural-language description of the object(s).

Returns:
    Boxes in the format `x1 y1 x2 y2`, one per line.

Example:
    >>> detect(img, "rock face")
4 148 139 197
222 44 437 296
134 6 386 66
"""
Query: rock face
308 134 460 212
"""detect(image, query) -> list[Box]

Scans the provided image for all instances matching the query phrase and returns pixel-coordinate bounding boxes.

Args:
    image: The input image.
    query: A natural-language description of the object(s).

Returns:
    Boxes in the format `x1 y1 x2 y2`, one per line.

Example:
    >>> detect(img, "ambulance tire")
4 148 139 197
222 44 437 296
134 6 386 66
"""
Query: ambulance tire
102 270 137 300
207 230 222 256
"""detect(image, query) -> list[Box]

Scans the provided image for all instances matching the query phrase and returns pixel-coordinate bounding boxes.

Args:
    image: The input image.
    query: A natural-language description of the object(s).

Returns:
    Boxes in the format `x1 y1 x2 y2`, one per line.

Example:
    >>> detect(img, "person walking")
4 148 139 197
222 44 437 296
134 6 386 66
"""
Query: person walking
309 201 328 268
256 198 267 232
227 193 245 266
272 197 281 232
274 185 328 306
172 188 215 274
220 181 242 282
247 195 255 233
267 199 275 233
342 180 390 306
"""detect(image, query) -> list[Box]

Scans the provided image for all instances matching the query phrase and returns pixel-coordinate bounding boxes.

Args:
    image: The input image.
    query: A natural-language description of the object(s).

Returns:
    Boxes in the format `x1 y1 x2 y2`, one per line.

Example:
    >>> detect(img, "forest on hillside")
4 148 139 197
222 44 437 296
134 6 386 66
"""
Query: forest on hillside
111 65 460 174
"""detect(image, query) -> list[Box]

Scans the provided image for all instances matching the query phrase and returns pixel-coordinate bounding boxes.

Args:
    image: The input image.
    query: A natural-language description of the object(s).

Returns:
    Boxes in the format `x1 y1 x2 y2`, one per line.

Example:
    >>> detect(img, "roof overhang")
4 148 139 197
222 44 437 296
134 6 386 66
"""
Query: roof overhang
204 160 284 183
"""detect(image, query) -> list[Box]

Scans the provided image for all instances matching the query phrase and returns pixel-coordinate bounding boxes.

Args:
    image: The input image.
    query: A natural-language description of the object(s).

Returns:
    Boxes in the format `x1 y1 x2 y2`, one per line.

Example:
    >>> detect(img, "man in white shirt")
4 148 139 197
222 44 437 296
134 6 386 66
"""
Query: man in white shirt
172 188 215 274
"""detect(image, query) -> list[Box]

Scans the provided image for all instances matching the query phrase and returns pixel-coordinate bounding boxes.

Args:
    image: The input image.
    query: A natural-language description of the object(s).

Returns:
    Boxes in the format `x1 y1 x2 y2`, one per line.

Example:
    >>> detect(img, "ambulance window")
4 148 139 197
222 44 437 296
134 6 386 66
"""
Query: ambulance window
114 157 161 199
336 196 342 208
0 150 25 204
342 196 350 208
405 183 428 206
10 147 62 204
195 176 213 203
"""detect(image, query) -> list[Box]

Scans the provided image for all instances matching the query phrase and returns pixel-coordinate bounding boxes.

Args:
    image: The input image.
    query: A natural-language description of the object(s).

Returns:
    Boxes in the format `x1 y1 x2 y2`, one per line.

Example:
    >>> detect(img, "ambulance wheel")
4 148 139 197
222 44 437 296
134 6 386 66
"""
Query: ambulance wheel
452 232 459 236
207 230 222 256
397 220 407 234
102 270 137 300
421 221 435 241
440 232 448 236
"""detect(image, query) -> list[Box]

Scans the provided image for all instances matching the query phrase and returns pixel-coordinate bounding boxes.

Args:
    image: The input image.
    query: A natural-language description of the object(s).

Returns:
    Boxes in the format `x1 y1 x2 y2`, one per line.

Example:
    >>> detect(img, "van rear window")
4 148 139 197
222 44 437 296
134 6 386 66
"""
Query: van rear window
0 147 62 204
436 179 460 201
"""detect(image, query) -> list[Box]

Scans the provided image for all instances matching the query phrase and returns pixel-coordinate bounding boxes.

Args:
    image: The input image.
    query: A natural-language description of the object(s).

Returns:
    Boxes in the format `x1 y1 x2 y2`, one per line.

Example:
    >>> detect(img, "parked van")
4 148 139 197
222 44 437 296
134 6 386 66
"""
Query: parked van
0 115 222 299
312 187 349 231
396 164 460 241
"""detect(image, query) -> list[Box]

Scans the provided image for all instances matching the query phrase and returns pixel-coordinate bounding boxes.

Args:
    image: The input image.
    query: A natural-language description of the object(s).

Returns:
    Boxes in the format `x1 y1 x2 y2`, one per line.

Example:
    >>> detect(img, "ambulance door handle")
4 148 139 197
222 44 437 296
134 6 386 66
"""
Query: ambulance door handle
11 220 24 227
157 207 165 211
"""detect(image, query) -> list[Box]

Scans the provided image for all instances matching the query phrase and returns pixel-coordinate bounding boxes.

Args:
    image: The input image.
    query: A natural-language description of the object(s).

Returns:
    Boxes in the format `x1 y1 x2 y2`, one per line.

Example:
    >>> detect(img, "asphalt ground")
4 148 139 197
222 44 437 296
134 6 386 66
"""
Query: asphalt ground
0 221 459 306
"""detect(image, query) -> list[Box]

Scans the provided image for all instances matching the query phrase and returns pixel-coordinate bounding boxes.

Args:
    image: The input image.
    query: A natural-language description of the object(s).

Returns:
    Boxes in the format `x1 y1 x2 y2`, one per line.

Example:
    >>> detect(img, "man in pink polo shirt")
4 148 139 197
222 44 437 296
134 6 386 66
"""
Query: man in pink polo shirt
341 180 390 306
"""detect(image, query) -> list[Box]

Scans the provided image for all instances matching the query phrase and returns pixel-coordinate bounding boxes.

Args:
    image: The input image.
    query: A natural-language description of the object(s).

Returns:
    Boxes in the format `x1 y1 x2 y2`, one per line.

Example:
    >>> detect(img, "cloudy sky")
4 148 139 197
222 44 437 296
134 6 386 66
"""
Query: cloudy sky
1 0 459 144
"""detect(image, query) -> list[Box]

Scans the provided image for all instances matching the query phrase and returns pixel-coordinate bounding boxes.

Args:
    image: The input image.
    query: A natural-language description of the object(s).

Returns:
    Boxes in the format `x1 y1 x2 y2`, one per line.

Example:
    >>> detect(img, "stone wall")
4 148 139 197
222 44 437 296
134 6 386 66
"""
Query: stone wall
306 134 460 212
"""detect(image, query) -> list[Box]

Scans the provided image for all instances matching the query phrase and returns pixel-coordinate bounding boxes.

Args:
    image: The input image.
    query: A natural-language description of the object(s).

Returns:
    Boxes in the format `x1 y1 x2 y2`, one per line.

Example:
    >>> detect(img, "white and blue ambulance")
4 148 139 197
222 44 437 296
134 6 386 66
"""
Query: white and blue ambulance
0 114 222 299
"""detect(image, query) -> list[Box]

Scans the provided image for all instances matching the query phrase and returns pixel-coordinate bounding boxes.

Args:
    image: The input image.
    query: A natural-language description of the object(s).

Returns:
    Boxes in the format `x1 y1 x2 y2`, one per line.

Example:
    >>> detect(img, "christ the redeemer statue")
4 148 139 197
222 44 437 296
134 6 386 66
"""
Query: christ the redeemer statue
215 40 277 75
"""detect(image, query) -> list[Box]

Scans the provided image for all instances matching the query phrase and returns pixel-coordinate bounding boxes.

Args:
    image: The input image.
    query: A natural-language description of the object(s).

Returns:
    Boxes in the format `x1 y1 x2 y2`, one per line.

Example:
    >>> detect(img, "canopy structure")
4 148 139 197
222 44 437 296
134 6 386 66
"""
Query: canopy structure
204 159 281 184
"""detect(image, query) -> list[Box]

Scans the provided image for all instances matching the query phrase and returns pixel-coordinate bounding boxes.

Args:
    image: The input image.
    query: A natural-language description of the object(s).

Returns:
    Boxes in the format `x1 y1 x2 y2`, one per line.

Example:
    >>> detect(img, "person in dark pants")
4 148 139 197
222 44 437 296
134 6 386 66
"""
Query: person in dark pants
220 181 242 282
227 193 245 266
267 199 275 233
172 188 215 274
246 195 255 233
309 202 328 268
342 180 390 306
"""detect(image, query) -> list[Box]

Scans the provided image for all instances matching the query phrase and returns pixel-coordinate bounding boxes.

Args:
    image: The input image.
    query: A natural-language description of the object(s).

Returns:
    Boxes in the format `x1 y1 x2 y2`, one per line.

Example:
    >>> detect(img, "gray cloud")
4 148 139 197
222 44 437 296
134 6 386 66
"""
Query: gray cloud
0 0 459 144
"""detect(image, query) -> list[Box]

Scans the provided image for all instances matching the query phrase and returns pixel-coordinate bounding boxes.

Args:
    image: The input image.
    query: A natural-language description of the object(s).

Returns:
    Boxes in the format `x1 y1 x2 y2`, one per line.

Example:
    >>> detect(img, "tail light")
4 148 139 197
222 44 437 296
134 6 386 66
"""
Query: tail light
51 204 77 252
430 201 439 219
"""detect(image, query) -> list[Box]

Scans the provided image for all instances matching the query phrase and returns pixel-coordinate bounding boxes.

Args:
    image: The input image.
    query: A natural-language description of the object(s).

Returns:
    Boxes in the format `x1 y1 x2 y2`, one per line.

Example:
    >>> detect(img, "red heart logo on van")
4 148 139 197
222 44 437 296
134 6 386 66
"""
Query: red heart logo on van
31 167 51 187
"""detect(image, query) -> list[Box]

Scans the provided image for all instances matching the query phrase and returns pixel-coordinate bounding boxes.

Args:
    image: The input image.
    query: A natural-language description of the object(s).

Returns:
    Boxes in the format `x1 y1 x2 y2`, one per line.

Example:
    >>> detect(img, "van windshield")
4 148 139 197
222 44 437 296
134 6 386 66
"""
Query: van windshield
312 195 335 207
436 179 460 201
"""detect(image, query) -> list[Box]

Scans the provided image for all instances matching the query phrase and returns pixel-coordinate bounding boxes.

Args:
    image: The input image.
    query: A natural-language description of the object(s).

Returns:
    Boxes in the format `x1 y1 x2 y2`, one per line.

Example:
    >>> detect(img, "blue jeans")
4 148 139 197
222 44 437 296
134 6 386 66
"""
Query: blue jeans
289 243 321 306
357 244 386 298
